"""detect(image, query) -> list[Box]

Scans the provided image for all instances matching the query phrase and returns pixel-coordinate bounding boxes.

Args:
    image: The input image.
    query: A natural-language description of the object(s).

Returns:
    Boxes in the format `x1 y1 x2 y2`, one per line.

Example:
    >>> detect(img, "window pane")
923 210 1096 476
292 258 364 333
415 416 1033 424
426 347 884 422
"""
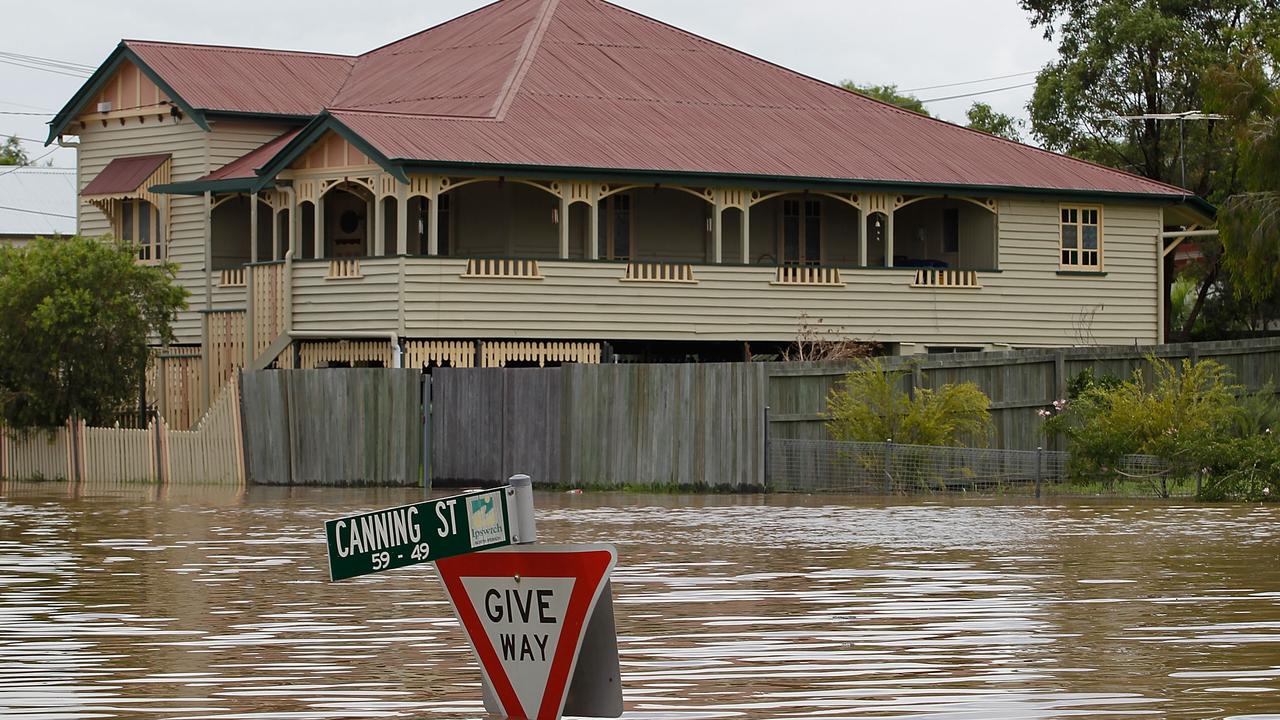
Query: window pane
1061 208 1071 223
597 199 608 258
614 197 630 259
1083 225 1098 250
804 204 820 264
139 201 151 246
1062 224 1078 250
783 213 800 263
438 196 450 255
121 200 134 242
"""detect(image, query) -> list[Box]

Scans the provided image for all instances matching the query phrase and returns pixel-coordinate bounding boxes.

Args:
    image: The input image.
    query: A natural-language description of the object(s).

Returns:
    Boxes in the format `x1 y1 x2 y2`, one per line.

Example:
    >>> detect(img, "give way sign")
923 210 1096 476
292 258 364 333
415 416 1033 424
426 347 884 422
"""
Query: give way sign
435 544 620 720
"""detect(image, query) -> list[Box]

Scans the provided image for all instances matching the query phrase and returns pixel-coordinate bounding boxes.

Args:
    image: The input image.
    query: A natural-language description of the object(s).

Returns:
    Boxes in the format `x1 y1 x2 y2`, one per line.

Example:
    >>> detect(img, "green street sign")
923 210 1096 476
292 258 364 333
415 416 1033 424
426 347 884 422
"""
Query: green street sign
325 486 513 582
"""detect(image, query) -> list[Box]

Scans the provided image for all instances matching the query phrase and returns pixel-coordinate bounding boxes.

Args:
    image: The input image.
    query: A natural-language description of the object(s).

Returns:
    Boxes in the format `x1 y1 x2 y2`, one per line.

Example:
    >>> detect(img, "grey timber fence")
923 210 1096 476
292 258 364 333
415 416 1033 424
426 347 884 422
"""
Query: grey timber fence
240 369 422 486
430 362 767 488
233 337 1280 489
766 337 1280 451
768 439 1188 498
431 367 562 486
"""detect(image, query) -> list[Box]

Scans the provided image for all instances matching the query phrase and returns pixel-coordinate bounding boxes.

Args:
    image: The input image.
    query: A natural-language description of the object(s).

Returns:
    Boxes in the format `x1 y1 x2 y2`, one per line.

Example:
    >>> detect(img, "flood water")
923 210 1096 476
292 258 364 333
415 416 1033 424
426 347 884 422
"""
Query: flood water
1 482 1277 720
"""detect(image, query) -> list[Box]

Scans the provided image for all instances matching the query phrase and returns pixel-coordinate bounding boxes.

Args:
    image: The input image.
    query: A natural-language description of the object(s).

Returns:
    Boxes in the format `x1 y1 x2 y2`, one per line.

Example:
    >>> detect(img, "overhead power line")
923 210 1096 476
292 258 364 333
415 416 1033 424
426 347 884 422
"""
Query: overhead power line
0 51 95 72
0 110 52 116
0 148 59 177
0 204 75 219
0 58 92 79
920 81 1038 104
904 70 1038 94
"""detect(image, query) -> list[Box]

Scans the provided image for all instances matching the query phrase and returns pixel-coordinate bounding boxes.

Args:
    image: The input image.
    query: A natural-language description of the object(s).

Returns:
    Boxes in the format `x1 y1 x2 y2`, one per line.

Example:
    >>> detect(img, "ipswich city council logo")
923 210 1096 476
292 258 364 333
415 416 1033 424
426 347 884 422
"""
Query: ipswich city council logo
467 491 507 548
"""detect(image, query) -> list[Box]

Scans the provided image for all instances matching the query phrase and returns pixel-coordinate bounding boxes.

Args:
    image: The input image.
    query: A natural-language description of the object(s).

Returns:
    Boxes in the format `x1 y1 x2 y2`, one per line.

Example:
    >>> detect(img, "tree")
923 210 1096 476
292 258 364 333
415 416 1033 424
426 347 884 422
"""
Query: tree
965 102 1024 141
840 81 931 116
0 236 187 428
1022 1 1280 339
1211 43 1280 307
826 358 992 446
1022 1 1279 193
0 136 29 166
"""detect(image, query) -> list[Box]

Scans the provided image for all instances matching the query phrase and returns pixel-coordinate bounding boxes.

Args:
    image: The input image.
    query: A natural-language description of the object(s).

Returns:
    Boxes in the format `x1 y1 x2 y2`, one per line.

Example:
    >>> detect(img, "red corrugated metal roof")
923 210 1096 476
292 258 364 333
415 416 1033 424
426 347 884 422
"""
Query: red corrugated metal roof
181 0 1192 198
125 41 354 116
82 153 169 196
205 130 301 181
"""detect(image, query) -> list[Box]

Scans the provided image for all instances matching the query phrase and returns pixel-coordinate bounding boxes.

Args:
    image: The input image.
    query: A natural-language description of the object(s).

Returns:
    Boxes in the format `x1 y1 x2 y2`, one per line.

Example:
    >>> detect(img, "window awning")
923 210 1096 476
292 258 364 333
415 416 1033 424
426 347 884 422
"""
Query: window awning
82 153 171 202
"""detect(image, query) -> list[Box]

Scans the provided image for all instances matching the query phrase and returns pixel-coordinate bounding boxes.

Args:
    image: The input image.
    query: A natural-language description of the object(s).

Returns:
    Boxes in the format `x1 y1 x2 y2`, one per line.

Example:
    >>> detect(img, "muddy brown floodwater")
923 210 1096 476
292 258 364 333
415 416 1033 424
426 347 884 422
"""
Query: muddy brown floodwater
0 482 1277 720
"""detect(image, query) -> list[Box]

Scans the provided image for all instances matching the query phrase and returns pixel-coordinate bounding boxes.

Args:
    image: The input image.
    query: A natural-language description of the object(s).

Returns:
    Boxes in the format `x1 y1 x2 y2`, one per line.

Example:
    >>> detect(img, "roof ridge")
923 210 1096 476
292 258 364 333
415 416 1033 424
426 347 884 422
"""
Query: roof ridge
123 39 355 61
354 0 508 59
490 0 560 120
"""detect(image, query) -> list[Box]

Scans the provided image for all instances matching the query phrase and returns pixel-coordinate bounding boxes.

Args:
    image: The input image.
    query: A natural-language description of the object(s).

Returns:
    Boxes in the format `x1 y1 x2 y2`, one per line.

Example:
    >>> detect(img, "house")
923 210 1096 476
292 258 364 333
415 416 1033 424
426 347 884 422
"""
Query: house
0 166 77 246
47 0 1213 412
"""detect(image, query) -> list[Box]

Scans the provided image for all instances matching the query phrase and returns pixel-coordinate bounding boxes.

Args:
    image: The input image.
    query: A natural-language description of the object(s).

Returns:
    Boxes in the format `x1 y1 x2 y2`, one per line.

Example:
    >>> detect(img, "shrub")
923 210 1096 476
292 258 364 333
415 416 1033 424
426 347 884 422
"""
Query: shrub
826 358 992 446
0 236 186 427
1198 433 1280 503
1044 357 1241 481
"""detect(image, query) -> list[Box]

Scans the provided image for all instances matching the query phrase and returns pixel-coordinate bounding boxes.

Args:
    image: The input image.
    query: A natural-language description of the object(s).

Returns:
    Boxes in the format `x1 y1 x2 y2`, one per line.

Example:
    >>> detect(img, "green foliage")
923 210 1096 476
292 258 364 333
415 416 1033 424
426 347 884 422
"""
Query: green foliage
1045 357 1241 479
839 81 930 116
1021 0 1278 195
826 358 992 447
0 236 187 427
1197 433 1280 502
0 136 29 166
965 102 1024 142
1046 357 1280 501
1066 367 1124 400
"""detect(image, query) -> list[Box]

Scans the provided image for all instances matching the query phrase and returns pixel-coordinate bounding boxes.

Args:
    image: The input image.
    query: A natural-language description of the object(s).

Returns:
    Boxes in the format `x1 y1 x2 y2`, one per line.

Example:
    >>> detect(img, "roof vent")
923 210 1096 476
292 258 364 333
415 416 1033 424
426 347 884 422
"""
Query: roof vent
97 101 112 113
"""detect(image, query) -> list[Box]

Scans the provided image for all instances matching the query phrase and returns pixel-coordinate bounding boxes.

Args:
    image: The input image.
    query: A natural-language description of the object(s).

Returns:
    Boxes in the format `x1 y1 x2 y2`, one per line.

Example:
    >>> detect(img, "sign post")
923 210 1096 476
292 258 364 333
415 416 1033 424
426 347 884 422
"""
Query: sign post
322 475 623 720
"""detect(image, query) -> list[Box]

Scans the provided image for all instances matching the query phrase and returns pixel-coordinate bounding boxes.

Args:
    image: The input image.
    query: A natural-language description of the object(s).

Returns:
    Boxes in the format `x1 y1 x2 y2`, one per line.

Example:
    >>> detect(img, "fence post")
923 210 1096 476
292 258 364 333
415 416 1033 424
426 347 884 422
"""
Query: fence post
883 439 894 495
1195 469 1203 498
0 426 7 479
1035 446 1043 499
763 405 771 489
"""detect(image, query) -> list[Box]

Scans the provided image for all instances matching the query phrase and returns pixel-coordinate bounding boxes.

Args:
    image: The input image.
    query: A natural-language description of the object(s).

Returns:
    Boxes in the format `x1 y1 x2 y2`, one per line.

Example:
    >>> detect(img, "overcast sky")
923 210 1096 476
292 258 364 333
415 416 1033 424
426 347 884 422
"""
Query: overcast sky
1 1 1058 170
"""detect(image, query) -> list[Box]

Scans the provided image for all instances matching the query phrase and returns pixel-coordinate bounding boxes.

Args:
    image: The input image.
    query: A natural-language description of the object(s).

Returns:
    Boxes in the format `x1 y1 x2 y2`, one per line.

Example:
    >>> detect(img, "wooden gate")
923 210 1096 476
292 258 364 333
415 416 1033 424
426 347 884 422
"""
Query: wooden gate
240 369 423 486
431 367 561 485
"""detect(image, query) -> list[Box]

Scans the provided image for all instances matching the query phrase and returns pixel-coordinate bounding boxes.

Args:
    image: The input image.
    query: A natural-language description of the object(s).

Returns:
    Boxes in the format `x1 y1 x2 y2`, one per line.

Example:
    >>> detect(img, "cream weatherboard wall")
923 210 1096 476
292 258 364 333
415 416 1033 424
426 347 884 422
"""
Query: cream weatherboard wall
285 198 1161 349
76 116 208 343
75 116 292 344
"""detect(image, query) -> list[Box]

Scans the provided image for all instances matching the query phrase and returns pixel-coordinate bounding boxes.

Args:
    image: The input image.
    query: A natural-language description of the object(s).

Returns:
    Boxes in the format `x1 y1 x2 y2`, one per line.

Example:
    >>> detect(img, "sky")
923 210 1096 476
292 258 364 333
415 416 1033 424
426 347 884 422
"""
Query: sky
0 0 1059 171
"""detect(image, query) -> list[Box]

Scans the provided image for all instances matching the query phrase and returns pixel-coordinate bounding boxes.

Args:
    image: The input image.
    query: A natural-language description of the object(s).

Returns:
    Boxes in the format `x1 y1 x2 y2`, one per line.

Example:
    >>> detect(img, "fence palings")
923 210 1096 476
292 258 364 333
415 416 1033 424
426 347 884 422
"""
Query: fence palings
1 376 245 486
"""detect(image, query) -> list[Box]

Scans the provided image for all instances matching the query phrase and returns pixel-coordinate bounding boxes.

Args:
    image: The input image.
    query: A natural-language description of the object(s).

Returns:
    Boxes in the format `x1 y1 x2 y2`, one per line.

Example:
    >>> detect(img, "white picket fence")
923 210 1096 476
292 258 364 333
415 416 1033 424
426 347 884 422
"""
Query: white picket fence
0 376 245 486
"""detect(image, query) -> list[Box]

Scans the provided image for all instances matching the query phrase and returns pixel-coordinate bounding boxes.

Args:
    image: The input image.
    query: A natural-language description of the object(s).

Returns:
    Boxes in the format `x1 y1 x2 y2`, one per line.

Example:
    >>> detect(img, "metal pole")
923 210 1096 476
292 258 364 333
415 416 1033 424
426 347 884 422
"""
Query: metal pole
1029 445 1039 497
763 405 771 489
508 473 536 545
422 373 432 496
883 439 893 496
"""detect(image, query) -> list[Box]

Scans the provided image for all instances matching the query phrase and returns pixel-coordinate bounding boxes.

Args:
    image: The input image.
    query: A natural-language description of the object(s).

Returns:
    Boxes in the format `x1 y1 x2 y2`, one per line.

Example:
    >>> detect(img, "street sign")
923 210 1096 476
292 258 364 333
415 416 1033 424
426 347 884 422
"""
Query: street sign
435 544 621 720
324 486 515 582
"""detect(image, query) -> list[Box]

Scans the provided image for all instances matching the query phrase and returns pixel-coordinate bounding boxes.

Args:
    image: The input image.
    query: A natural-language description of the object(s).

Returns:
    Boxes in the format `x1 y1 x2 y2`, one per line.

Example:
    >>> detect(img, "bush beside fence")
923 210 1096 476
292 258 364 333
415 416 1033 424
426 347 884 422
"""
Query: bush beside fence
769 439 1191 498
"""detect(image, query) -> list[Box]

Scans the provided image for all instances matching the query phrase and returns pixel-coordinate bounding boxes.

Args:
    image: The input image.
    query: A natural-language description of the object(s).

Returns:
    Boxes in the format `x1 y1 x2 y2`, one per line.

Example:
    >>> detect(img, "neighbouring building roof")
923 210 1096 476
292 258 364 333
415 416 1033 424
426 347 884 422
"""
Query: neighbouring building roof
0 167 77 237
81 153 170 196
53 0 1209 210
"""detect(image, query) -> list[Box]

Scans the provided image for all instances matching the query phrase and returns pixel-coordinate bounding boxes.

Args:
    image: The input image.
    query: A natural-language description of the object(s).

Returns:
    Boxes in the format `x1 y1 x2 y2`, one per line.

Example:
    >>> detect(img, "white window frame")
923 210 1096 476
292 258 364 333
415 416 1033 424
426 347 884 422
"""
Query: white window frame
1059 204 1102 270
778 197 823 265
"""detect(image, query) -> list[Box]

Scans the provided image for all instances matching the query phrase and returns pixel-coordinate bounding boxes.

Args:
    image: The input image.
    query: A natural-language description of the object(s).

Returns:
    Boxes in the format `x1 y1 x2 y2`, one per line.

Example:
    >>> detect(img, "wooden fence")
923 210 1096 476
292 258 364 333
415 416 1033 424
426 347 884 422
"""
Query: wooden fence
240 369 423 486
428 337 1280 488
767 336 1280 451
431 362 767 488
0 378 245 485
